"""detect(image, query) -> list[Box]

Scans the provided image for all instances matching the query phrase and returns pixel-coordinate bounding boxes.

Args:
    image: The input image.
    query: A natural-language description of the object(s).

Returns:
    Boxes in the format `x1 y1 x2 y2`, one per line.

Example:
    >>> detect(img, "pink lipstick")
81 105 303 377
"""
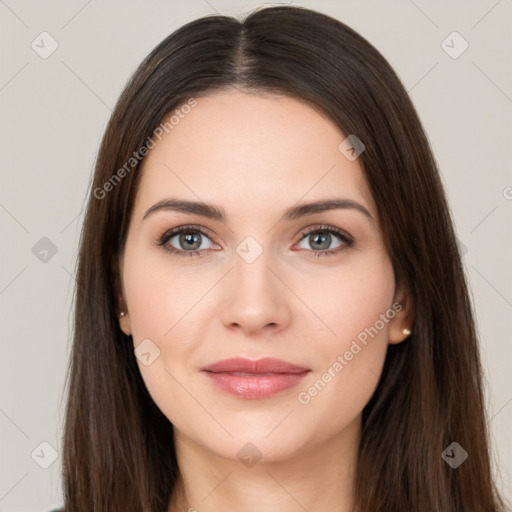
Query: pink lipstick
201 357 310 399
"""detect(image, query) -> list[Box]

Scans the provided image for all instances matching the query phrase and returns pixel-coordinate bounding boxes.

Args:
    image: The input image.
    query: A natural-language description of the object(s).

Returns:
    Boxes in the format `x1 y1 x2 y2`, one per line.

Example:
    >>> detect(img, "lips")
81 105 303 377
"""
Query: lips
201 357 310 399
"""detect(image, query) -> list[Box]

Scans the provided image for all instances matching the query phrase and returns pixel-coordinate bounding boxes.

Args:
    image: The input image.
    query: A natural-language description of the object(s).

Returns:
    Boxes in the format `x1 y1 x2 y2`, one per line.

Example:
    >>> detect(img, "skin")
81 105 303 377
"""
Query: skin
116 88 414 512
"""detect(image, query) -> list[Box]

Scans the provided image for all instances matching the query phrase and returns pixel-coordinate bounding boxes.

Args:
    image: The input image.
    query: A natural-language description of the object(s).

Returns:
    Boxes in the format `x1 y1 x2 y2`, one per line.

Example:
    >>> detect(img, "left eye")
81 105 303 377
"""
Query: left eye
294 227 353 255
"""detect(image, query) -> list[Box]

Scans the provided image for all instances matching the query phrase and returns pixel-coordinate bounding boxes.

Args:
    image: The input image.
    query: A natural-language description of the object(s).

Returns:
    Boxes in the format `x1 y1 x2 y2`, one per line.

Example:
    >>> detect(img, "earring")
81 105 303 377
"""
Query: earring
120 311 126 317
402 328 411 336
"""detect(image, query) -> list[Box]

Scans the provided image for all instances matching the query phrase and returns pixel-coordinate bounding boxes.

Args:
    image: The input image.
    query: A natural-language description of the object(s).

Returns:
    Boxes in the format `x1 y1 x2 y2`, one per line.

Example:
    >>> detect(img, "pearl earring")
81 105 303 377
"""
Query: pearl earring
120 311 126 317
402 328 411 336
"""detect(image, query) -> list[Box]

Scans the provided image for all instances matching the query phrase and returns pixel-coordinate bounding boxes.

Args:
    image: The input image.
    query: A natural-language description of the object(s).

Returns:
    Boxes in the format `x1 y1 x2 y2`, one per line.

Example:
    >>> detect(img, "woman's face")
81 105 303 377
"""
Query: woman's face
118 89 412 462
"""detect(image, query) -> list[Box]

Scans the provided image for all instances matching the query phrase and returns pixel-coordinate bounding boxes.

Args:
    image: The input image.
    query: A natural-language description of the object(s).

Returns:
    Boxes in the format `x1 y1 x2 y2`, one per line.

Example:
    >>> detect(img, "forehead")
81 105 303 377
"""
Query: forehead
135 89 376 222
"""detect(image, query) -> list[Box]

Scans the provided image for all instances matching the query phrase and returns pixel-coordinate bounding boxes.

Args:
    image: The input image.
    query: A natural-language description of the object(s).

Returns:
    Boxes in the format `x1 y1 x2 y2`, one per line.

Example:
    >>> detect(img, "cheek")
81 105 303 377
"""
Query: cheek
295 256 394 419
122 249 211 423
302 253 395 347
122 246 202 340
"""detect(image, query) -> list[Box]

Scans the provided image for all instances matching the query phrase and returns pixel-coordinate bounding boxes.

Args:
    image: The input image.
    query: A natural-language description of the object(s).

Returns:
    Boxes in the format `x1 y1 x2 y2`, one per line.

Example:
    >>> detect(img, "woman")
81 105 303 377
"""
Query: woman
57 5 507 511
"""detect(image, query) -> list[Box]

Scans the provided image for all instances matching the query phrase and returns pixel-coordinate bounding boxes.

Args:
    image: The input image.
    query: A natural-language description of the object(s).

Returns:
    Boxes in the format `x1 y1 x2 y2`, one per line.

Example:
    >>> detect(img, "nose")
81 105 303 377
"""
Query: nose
220 248 292 336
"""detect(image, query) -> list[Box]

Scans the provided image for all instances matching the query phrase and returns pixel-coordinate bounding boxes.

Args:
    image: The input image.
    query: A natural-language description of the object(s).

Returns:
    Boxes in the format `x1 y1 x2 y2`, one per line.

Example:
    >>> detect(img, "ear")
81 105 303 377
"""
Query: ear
388 278 415 344
112 253 132 337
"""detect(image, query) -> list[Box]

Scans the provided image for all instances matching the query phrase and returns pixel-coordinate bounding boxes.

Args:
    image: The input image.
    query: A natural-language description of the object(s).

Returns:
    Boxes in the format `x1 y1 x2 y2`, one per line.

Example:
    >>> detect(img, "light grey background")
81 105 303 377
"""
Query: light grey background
1 1 511 510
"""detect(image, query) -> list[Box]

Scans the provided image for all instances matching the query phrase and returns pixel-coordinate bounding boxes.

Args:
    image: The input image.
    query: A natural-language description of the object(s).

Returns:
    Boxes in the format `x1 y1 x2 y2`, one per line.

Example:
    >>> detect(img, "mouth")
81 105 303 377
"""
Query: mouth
200 357 311 399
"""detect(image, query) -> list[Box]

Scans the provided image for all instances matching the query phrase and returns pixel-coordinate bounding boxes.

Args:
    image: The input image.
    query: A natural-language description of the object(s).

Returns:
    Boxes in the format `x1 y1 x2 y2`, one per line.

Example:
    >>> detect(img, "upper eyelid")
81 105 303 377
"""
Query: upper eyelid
163 224 216 241
299 224 352 238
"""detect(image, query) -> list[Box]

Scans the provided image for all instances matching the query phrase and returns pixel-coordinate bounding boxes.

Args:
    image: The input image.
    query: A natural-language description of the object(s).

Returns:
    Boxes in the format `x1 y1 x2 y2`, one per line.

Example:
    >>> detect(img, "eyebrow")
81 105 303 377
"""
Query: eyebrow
142 197 374 224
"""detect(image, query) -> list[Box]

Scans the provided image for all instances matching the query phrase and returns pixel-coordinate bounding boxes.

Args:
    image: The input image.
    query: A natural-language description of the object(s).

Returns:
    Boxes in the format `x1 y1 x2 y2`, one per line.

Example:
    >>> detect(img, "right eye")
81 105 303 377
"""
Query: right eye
156 225 220 257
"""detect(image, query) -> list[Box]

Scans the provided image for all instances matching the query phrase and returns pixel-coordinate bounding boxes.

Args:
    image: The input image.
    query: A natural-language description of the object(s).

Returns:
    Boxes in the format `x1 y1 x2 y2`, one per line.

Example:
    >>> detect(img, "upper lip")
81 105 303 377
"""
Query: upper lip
201 357 309 374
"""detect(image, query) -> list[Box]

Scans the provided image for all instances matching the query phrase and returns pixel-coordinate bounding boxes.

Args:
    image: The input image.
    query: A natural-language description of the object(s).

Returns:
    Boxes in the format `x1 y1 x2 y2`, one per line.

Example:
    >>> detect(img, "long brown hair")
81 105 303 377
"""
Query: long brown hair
61 5 507 511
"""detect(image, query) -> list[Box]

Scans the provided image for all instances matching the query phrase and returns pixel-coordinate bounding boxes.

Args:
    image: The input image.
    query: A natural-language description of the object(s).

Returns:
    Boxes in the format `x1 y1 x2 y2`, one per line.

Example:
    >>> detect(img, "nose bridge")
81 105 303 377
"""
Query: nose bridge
220 237 290 333
234 241 274 295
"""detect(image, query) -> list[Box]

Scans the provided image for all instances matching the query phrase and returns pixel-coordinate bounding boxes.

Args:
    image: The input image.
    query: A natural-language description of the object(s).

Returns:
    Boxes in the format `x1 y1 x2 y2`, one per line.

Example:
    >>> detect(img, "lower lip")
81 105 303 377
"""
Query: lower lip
202 371 310 399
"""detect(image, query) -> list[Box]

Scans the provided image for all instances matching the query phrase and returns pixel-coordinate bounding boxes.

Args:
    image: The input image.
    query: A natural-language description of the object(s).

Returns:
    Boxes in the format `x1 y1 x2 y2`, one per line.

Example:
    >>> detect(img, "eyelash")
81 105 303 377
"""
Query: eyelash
154 224 354 259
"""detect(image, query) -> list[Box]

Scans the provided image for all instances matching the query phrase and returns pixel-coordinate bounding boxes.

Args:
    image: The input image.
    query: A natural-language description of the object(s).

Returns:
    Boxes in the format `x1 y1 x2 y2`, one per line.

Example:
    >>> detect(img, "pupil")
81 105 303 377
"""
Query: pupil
311 232 330 250
181 232 200 250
